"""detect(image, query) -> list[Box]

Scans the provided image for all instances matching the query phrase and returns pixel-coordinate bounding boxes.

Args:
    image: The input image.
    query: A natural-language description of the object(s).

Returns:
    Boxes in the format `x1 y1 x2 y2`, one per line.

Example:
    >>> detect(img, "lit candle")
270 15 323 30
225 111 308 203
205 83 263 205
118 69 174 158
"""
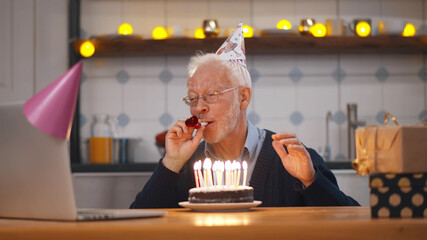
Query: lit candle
242 161 248 186
197 160 205 187
231 160 236 186
236 161 241 186
212 161 218 186
225 160 231 186
217 161 224 186
203 158 213 187
193 161 200 188
232 160 240 186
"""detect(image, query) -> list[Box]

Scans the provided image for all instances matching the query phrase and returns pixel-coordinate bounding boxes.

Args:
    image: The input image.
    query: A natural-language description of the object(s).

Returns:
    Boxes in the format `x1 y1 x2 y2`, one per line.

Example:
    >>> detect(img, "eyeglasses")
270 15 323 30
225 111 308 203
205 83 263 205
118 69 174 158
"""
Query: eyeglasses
182 86 240 107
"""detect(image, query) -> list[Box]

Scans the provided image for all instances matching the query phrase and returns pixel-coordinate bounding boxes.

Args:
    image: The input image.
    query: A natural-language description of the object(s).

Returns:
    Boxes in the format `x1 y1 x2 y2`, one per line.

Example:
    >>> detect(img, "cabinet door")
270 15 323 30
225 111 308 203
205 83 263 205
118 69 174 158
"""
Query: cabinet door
0 0 35 103
0 0 67 104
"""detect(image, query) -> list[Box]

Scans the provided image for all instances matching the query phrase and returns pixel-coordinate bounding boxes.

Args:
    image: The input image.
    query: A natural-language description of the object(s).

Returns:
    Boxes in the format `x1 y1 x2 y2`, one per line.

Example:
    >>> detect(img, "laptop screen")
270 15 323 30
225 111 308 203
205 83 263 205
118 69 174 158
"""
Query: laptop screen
0 103 78 220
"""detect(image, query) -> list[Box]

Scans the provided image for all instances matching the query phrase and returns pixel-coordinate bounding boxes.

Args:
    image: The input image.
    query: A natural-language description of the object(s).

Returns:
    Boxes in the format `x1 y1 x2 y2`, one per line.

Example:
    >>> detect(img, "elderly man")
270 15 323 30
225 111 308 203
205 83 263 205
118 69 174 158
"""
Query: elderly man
130 24 359 208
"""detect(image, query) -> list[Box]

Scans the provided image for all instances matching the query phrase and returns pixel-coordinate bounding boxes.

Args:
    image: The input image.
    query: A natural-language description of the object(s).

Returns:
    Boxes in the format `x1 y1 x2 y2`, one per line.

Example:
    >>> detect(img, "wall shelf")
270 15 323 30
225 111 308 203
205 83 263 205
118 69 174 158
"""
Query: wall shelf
73 35 427 57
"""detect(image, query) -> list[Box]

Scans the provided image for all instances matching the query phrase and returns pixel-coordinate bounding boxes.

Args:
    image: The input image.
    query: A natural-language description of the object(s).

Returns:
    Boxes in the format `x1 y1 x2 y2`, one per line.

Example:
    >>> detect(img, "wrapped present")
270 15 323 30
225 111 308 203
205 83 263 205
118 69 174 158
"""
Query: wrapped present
352 113 427 175
369 173 427 218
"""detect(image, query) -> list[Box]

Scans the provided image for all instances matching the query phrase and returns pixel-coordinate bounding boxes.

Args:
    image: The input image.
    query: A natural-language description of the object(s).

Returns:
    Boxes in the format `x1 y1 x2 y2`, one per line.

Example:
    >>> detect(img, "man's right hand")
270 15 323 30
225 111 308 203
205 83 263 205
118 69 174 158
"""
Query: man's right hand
162 119 204 172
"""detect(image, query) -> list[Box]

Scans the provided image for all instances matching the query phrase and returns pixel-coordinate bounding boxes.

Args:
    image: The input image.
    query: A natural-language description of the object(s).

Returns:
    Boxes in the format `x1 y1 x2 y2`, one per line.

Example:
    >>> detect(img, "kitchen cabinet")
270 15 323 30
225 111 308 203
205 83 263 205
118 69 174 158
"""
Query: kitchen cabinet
72 169 368 209
0 0 67 104
72 35 427 57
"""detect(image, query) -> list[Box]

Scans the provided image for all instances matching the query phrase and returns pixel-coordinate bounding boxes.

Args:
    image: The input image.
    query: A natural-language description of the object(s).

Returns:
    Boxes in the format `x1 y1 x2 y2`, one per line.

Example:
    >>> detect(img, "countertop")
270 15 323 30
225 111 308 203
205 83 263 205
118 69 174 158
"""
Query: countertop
1 207 426 240
71 161 353 173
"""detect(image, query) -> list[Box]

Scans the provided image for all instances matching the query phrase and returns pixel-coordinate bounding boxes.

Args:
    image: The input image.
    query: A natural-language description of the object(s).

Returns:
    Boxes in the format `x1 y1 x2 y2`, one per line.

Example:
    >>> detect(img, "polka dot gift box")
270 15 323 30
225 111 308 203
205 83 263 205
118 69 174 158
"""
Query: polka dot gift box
369 173 427 218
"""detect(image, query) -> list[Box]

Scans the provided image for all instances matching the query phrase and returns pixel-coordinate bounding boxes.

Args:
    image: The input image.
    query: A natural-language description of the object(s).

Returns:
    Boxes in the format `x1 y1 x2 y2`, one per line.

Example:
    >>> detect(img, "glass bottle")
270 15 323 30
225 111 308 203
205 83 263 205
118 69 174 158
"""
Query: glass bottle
89 114 113 164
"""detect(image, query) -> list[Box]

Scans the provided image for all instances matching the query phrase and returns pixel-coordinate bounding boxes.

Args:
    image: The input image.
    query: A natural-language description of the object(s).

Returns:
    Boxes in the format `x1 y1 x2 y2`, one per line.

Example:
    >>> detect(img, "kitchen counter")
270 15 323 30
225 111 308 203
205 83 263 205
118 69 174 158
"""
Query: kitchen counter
1 207 426 240
71 161 352 173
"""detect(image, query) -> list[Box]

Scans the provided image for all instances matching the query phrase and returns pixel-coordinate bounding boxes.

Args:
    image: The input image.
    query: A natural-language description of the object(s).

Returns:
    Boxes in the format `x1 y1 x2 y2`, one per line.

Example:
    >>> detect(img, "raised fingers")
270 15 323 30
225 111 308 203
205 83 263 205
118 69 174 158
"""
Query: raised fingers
278 138 301 146
272 132 296 140
272 140 288 160
168 125 184 139
176 119 191 134
168 120 189 138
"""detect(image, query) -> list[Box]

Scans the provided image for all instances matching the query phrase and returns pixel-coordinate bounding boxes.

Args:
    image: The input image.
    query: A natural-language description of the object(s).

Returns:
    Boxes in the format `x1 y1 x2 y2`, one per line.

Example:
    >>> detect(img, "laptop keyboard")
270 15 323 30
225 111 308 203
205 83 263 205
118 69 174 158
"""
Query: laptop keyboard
76 208 167 221
77 209 117 220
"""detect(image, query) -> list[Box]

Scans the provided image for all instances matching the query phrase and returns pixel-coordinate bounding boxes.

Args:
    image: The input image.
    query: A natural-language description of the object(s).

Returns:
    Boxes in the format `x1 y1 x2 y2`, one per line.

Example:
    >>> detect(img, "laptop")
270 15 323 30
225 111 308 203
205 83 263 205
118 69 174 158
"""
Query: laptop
0 102 166 221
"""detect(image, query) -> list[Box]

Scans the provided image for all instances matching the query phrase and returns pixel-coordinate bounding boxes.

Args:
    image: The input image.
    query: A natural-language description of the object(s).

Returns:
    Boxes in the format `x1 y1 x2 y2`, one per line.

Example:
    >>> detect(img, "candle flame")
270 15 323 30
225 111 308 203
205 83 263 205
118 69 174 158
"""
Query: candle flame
218 161 224 171
203 158 212 170
231 160 237 170
194 160 202 171
225 160 232 171
242 161 248 170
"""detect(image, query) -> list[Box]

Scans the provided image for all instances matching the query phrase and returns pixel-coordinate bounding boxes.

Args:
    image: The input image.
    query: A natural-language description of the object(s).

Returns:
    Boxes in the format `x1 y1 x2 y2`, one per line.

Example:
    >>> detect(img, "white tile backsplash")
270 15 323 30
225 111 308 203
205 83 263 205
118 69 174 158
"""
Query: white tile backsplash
133 1 166 38
123 56 165 77
340 54 381 75
210 0 252 29
253 0 297 30
252 55 295 76
83 58 123 77
80 77 123 118
381 0 423 21
257 119 296 136
81 0 122 36
121 0 150 36
166 0 209 31
297 76 338 118
383 75 425 117
123 77 165 120
168 78 191 120
382 54 423 75
339 0 381 20
297 117 327 153
340 75 383 118
252 76 295 119
296 54 338 75
121 120 165 162
166 55 192 78
329 124 346 160
295 0 337 24
79 0 427 164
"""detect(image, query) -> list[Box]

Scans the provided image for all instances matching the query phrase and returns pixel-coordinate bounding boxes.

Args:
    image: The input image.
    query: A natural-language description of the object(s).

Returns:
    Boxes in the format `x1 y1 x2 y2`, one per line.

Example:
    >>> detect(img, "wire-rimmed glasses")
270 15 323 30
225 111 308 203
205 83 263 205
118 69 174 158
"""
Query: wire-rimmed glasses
182 86 239 107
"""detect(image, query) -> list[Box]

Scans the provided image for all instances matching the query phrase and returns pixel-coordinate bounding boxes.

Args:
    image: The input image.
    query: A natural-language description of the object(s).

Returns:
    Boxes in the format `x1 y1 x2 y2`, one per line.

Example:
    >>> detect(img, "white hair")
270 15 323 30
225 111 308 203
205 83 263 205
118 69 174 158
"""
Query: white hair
187 52 252 88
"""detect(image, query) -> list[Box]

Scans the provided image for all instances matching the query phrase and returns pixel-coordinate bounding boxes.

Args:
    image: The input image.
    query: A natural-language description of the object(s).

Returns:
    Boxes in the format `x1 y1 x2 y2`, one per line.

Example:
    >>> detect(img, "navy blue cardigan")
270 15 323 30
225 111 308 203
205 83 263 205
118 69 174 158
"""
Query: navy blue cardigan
130 130 359 208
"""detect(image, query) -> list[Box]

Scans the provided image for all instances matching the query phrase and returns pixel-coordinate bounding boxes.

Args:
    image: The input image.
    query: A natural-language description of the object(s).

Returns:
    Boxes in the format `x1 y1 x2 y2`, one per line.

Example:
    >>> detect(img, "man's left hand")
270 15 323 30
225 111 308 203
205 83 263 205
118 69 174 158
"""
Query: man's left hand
272 132 316 187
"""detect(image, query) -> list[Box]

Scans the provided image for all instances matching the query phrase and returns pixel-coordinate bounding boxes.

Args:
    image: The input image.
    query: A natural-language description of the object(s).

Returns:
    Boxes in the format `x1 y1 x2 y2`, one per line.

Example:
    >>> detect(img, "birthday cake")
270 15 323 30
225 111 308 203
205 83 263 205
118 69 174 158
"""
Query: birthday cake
188 186 254 204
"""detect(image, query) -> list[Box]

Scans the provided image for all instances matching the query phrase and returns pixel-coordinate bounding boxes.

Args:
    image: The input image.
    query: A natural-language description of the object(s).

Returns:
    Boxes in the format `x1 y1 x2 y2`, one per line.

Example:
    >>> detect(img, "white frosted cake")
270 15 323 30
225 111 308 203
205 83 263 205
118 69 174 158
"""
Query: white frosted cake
188 186 254 204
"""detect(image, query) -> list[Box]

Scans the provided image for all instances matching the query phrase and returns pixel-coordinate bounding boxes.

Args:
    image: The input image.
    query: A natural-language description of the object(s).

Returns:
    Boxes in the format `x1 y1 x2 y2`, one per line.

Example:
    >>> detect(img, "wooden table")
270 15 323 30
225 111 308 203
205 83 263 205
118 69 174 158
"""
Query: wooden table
1 207 426 240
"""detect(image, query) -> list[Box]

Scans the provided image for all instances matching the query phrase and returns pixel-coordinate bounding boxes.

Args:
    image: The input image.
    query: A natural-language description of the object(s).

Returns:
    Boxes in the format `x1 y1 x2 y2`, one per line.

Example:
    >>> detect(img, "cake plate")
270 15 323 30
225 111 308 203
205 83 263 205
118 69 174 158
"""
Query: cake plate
179 201 262 212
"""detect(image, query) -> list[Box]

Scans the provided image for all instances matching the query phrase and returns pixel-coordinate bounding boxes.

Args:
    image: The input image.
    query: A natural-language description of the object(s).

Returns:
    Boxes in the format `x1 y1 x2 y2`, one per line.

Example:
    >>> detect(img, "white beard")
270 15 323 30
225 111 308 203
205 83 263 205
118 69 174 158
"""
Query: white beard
204 94 240 144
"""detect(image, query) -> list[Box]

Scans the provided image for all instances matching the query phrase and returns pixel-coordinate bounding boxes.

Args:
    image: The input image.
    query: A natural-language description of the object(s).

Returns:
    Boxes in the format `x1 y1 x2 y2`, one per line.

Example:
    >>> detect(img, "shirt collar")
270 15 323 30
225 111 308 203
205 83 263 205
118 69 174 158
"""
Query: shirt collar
204 120 259 163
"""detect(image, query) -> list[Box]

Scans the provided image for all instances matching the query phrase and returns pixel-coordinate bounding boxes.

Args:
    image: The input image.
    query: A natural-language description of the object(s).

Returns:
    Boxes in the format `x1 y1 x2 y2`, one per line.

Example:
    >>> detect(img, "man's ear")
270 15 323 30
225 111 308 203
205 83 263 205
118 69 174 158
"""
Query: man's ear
239 86 252 110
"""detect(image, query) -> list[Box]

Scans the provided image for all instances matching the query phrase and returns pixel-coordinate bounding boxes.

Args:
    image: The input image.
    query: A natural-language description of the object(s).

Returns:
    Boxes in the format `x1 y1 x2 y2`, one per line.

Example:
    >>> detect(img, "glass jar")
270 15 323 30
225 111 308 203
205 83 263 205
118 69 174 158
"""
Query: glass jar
89 114 113 164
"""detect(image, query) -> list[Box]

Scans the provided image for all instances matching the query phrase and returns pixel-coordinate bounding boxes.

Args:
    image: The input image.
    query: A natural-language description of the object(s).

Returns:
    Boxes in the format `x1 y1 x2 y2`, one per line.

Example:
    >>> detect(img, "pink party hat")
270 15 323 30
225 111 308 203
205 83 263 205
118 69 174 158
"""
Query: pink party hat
23 62 82 140
216 22 246 67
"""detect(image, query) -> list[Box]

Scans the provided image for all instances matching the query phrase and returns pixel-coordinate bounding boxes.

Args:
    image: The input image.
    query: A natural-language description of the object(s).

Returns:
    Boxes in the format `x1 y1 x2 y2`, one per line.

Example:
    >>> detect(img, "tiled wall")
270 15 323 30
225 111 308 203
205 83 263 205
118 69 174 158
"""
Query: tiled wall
79 0 427 163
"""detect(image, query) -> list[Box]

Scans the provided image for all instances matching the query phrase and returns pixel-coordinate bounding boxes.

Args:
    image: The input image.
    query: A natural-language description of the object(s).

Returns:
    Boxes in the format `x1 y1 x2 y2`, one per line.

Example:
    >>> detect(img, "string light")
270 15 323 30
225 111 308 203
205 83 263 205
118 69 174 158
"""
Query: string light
276 19 292 30
194 27 206 39
242 25 254 38
310 23 327 37
79 40 95 58
152 26 168 40
402 23 416 37
355 21 371 37
118 23 133 35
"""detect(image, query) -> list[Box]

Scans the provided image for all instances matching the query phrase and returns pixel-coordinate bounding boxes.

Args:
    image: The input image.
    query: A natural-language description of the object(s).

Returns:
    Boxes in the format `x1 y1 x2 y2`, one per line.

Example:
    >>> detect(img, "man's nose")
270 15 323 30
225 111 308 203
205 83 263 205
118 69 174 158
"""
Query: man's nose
195 97 209 113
